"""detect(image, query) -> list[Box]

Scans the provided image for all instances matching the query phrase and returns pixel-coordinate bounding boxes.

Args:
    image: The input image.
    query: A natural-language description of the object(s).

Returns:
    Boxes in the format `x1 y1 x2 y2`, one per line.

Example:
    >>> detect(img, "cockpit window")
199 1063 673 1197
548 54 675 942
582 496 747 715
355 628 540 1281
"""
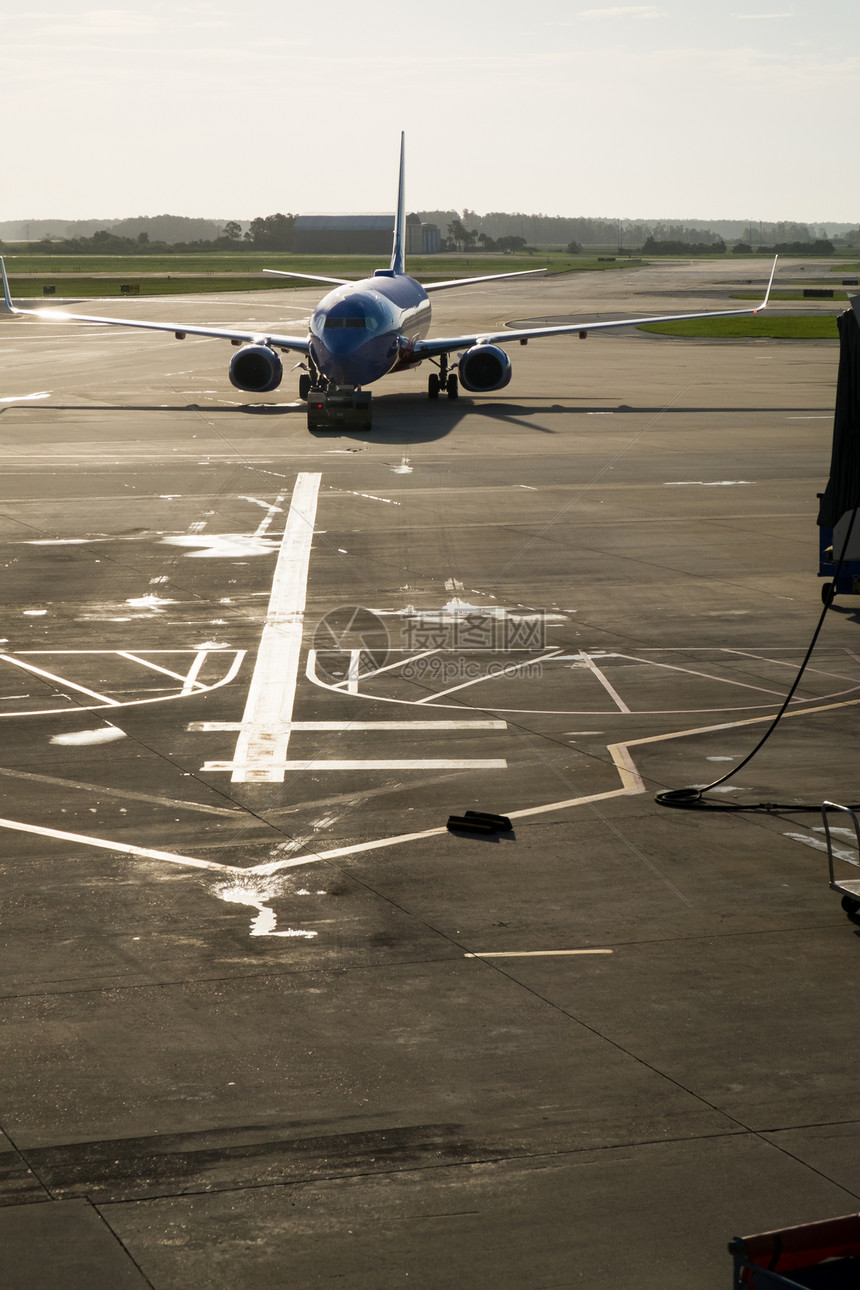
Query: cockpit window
325 316 377 331
313 294 386 338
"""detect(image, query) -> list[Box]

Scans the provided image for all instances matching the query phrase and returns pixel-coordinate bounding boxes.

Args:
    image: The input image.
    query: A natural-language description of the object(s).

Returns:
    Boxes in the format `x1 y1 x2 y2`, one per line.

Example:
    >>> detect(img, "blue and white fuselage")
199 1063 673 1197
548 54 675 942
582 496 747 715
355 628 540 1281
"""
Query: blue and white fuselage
309 270 430 387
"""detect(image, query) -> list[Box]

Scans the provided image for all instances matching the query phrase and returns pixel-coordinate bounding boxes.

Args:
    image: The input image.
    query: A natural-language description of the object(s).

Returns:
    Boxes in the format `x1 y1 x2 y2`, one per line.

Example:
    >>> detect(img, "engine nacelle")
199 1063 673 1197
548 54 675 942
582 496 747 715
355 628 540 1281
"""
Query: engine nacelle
457 344 512 393
229 344 283 393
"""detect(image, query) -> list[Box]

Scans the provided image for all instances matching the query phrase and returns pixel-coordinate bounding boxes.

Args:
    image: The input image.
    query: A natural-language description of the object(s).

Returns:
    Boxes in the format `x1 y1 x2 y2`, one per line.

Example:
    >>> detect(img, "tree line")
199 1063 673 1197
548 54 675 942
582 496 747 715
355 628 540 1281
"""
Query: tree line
0 209 854 257
0 213 297 255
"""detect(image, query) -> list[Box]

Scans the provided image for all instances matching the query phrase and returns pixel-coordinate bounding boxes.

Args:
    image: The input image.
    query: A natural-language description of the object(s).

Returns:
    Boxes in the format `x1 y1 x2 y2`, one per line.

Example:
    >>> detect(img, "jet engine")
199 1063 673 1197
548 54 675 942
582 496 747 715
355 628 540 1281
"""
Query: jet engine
229 344 283 393
457 344 512 393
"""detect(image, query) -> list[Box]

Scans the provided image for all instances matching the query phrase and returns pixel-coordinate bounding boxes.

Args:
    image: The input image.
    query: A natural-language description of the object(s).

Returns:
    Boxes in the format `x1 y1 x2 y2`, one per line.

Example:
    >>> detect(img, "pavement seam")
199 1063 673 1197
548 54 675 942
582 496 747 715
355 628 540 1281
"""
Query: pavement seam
87 1197 157 1288
0 1116 53 1203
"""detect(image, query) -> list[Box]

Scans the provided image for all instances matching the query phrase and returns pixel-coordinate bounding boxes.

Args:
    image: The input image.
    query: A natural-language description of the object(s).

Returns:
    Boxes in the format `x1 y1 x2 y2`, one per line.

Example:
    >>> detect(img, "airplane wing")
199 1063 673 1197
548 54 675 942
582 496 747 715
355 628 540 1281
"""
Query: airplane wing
0 258 311 353
263 269 354 287
414 257 778 358
262 268 548 293
422 268 547 293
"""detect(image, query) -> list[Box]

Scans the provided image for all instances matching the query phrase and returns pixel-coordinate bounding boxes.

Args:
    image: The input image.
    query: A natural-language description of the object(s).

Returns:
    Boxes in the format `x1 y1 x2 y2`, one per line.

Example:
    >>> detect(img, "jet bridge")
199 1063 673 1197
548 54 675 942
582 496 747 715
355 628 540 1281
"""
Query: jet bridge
817 299 860 603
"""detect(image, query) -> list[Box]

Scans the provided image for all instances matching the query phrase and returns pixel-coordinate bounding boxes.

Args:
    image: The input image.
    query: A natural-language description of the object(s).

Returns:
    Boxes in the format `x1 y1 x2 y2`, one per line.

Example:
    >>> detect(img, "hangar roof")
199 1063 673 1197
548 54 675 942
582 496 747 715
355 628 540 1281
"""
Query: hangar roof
295 214 394 230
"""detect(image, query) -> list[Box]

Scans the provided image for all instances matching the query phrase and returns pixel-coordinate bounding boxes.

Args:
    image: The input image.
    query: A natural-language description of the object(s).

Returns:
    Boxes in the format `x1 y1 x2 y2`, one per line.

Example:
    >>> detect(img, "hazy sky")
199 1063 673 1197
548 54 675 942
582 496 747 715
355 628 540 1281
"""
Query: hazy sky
2 0 858 223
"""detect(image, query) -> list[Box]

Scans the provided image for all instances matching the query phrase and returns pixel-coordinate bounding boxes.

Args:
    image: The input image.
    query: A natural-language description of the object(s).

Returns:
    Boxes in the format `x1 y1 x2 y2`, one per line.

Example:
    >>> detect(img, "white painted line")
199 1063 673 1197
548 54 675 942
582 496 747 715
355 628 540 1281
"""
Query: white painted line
117 650 208 692
0 765 242 816
612 650 789 700
241 493 285 539
181 651 208 696
190 719 507 732
204 759 507 773
10 691 860 893
580 652 631 714
347 648 361 695
254 783 646 875
0 654 120 706
346 491 399 505
230 472 320 783
0 650 245 718
20 649 228 654
725 647 860 687
0 815 249 874
308 647 441 689
464 949 613 958
254 828 458 874
413 651 562 705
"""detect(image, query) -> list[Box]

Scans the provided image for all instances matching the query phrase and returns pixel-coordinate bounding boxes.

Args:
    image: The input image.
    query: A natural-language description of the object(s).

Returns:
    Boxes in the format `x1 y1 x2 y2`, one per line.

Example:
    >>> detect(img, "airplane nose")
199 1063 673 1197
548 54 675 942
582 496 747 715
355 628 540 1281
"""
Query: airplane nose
316 334 398 386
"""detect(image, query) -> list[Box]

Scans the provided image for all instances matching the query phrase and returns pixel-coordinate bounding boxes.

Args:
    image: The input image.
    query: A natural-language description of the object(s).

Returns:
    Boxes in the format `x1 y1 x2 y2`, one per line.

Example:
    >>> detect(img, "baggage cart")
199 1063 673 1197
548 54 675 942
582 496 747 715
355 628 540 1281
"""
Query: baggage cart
817 516 860 606
821 801 860 916
730 1212 860 1287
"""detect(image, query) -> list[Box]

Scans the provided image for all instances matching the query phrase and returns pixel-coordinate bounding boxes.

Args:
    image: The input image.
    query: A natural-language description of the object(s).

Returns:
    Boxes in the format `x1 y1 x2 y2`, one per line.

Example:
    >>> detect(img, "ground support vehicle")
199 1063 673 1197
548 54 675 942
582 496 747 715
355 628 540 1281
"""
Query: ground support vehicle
821 801 860 917
730 1212 860 1287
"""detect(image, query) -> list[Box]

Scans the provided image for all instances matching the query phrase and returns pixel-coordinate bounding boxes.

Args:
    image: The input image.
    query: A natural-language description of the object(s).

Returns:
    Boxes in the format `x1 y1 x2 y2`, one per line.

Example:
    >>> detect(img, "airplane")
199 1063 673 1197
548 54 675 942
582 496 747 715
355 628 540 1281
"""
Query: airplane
1 134 776 430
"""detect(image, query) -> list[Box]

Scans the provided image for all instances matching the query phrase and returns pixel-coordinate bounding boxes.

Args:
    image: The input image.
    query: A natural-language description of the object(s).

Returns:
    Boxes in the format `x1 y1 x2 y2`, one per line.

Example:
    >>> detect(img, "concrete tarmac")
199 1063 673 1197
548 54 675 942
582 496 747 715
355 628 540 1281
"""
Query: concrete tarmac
0 258 858 1288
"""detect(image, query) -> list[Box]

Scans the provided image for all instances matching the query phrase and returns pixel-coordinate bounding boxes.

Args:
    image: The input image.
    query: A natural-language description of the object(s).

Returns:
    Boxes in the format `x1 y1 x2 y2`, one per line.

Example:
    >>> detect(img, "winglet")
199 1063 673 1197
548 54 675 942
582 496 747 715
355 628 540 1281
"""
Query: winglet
0 257 16 313
753 255 778 313
390 131 406 276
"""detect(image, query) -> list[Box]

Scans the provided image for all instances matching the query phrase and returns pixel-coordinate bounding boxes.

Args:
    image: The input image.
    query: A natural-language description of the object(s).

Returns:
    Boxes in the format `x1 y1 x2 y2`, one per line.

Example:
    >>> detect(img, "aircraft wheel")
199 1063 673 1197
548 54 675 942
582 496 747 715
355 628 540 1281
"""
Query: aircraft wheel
446 374 459 400
821 581 834 607
298 374 311 401
428 373 440 399
841 894 860 915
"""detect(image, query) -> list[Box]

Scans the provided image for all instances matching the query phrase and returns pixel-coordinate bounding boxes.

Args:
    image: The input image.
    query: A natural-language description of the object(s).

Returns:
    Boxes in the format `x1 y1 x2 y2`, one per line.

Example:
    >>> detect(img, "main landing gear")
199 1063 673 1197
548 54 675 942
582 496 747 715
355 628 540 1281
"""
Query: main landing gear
428 355 458 401
297 358 320 405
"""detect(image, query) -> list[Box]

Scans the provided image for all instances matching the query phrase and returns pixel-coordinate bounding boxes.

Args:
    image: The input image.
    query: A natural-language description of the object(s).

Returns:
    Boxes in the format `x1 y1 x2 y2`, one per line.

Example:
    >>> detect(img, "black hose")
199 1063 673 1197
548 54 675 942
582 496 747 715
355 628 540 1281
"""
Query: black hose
656 503 860 810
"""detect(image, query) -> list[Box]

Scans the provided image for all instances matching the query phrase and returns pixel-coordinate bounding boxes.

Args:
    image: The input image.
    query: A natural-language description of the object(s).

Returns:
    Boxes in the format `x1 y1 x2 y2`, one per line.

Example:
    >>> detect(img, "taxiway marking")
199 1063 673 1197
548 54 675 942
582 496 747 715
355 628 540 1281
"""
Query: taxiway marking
307 647 441 689
347 649 361 695
0 650 244 717
0 765 243 816
465 949 613 958
247 493 285 538
0 815 249 874
580 652 631 713
227 472 321 784
13 697 860 891
0 654 119 707
210 481 507 777
204 759 508 773
191 720 507 732
412 652 562 705
117 650 209 693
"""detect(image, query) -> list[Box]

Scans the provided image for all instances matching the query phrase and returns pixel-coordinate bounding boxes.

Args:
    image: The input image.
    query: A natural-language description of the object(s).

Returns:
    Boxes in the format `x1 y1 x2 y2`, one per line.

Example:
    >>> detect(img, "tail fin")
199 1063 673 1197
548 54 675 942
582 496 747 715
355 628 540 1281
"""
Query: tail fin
389 132 406 275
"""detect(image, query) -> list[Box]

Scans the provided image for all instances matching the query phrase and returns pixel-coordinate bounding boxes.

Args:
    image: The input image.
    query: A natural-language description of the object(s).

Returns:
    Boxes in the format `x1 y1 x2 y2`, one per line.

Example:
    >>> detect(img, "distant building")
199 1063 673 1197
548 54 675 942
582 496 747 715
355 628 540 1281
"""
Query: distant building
293 212 440 255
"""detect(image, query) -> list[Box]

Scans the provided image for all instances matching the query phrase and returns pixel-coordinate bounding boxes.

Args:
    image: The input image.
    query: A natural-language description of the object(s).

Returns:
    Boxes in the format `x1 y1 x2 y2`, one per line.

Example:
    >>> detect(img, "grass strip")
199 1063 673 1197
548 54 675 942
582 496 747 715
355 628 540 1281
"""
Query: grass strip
639 315 839 340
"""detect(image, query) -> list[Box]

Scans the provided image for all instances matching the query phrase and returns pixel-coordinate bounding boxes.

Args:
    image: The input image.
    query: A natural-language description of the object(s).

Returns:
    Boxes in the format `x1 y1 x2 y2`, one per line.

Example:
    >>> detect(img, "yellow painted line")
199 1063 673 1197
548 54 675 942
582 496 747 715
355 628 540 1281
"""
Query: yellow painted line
8 694 860 883
465 949 613 958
